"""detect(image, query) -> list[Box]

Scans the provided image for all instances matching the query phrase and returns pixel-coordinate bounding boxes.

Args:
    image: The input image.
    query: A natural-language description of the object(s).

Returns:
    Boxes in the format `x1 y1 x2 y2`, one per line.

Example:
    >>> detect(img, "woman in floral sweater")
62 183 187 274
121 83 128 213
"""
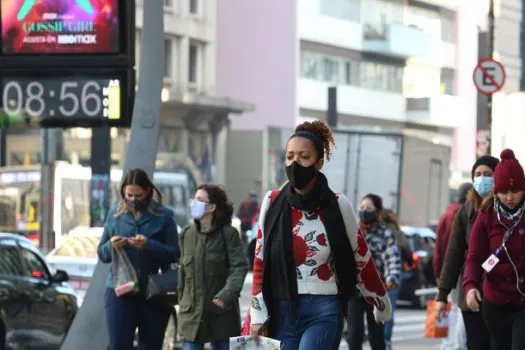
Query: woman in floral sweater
249 120 392 349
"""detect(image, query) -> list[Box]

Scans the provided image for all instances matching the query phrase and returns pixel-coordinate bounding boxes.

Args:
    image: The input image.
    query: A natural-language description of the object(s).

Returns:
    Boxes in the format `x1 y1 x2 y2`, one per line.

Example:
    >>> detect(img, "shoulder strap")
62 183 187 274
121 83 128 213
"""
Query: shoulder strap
270 190 280 205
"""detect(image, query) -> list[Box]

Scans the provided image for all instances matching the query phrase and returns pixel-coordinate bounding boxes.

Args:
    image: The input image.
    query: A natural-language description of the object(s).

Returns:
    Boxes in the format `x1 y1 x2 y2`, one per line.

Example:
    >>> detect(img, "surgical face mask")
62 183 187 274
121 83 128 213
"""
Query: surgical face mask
359 210 377 225
473 176 494 197
191 199 207 220
126 198 149 212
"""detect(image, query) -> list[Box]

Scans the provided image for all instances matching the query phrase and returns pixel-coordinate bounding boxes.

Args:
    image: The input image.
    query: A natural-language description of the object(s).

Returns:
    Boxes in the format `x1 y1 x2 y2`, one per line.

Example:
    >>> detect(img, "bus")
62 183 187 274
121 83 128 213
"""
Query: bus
0 162 191 246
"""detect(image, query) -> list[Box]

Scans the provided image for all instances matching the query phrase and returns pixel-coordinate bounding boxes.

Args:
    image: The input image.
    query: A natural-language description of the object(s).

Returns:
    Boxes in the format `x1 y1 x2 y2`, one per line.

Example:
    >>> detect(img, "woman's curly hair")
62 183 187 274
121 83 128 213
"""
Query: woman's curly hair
294 120 336 161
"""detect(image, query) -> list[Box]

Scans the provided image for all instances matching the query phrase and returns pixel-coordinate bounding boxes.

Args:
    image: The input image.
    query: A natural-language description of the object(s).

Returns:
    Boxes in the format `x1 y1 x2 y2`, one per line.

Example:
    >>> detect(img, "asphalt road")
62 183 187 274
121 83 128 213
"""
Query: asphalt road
240 273 441 350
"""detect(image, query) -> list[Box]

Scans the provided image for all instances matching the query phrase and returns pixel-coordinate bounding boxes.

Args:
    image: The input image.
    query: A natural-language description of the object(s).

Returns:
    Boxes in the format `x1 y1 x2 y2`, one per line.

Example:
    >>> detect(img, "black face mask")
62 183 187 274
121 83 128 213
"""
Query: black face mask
286 161 317 190
127 198 149 212
359 210 377 225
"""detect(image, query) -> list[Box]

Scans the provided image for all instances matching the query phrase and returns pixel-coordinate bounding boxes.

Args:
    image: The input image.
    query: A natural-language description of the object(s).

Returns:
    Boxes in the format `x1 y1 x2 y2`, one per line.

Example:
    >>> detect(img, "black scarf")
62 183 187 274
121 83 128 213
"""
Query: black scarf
261 172 357 332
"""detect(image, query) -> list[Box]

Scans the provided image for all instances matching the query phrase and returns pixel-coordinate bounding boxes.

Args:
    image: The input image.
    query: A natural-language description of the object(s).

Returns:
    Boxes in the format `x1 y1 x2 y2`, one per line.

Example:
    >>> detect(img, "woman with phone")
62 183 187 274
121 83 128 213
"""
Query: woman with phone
97 168 180 350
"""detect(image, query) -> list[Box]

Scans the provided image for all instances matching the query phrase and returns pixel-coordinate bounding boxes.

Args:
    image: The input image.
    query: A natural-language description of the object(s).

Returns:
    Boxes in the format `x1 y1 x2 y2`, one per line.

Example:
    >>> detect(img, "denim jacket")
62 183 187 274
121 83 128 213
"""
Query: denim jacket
97 202 181 290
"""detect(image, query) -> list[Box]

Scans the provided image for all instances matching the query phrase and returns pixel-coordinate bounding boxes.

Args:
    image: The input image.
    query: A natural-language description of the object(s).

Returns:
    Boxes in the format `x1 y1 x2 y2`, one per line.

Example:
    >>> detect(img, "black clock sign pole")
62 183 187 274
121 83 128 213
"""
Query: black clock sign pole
0 0 136 254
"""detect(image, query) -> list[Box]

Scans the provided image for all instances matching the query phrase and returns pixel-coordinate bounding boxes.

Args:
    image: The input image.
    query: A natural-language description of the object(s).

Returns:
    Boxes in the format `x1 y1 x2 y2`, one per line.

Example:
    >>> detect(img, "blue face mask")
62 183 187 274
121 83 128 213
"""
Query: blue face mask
473 176 494 197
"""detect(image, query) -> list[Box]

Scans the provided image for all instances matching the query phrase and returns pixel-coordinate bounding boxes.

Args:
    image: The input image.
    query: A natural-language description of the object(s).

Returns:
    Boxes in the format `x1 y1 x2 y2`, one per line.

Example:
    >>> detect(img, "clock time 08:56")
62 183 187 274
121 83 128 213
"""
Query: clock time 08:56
1 77 122 126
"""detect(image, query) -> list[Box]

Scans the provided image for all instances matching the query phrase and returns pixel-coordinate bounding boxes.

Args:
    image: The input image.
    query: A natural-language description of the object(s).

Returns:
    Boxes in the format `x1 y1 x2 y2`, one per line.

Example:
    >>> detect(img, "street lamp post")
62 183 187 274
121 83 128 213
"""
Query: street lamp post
487 0 495 155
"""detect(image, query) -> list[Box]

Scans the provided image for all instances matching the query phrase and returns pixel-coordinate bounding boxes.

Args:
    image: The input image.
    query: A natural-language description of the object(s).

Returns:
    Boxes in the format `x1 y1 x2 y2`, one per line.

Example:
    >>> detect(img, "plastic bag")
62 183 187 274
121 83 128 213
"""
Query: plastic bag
424 300 451 339
111 246 139 297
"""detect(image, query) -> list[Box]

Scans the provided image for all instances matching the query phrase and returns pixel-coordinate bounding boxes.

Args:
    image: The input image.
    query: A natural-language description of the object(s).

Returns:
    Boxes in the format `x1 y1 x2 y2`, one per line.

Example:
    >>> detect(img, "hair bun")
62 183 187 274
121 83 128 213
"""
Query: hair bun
501 149 516 160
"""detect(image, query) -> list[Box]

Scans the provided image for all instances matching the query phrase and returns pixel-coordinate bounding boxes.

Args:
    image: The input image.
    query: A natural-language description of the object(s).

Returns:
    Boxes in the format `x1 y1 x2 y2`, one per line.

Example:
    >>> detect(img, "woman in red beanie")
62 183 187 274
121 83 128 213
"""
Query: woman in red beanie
463 149 525 350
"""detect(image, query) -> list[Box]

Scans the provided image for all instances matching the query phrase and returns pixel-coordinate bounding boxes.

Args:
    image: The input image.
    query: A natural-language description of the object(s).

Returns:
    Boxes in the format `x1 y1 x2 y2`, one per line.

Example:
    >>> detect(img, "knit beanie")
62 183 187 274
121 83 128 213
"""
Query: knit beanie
471 155 499 180
493 149 525 193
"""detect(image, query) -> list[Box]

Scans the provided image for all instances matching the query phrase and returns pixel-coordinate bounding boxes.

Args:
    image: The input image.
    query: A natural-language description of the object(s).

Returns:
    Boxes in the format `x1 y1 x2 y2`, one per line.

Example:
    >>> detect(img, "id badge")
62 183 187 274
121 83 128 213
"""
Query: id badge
482 254 500 272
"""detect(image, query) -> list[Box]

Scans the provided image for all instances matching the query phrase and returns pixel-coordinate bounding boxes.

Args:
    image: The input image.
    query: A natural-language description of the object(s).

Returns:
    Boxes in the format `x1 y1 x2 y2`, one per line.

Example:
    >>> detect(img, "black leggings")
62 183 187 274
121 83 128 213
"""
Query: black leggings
462 309 490 350
482 299 525 350
346 295 384 350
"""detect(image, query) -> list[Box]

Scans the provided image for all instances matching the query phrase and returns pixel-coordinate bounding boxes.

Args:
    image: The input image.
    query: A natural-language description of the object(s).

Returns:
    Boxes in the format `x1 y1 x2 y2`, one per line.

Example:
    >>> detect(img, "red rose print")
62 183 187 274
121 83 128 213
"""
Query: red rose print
317 263 331 281
356 230 368 257
361 260 386 297
316 233 327 246
291 209 303 227
256 228 263 239
293 235 308 266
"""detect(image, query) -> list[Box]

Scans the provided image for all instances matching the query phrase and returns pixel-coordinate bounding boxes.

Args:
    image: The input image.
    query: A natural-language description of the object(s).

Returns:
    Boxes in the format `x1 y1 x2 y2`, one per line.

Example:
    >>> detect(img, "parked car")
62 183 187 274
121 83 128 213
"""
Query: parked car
46 226 181 349
398 226 437 308
0 233 78 349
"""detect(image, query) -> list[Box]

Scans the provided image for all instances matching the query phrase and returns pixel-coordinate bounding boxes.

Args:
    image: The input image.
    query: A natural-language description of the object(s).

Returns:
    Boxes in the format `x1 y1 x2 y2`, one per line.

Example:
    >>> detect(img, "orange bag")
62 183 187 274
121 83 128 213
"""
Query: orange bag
424 300 451 339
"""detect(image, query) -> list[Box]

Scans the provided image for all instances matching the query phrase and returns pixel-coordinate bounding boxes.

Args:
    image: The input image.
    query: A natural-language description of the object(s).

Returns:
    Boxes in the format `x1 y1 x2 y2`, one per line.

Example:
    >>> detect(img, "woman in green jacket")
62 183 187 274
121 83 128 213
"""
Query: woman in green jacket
178 184 249 350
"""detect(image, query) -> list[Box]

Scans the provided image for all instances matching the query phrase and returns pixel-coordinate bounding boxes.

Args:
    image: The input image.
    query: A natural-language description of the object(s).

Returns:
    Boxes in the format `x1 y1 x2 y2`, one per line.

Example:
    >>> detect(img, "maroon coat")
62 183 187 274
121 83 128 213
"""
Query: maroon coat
433 202 462 279
463 204 525 307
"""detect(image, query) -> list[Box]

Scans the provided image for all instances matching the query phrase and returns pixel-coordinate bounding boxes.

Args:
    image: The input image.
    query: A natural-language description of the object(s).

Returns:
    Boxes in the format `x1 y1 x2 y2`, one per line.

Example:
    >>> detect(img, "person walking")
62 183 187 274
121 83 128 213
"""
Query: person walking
347 194 401 350
249 120 392 350
434 182 472 283
97 168 180 350
178 184 249 350
382 209 411 350
434 182 472 350
435 155 498 350
463 149 525 350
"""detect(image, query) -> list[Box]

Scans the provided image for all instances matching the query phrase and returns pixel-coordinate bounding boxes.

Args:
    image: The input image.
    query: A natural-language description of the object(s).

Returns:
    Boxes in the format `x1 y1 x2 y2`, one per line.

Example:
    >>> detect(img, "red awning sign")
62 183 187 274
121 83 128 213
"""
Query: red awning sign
473 58 506 95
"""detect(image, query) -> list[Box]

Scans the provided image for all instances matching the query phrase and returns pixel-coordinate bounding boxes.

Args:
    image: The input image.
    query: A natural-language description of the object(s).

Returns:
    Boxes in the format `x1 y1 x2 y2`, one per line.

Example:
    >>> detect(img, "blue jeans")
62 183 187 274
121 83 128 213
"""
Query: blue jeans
384 284 401 349
276 295 344 350
104 288 171 350
182 340 229 350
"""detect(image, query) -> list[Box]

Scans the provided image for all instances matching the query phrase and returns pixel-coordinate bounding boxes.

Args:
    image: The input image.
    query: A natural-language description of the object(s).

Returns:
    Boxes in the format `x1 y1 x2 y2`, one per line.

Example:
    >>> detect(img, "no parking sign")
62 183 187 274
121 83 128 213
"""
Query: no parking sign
473 58 506 95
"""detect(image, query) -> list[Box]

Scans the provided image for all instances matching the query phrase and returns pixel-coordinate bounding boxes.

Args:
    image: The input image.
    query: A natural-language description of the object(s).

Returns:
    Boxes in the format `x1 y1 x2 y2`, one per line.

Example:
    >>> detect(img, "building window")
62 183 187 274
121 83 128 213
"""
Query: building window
189 0 198 14
320 0 360 22
362 0 404 39
301 52 320 80
164 39 173 78
440 9 456 43
405 5 441 39
188 43 198 83
344 62 352 85
360 61 403 93
440 68 455 95
321 57 340 83
403 62 441 97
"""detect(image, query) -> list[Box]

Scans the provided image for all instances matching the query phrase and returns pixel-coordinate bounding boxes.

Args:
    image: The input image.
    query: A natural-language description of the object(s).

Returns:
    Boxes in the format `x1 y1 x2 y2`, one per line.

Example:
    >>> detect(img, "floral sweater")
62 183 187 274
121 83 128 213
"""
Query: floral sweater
250 191 392 325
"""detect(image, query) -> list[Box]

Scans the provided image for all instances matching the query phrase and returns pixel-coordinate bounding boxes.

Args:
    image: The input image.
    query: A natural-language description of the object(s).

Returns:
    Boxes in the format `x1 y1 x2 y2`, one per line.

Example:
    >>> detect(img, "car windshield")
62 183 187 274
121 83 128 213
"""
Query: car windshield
52 236 100 258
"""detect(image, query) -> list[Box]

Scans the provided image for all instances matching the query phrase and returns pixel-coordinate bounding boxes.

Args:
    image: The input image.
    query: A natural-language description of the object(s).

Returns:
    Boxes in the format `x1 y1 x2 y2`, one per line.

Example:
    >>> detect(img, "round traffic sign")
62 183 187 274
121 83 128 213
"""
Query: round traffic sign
473 58 506 95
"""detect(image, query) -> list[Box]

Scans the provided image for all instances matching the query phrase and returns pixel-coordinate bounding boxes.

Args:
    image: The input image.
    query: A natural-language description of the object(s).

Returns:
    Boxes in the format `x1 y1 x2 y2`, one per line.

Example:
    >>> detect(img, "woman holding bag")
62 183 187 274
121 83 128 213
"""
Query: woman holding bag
177 184 249 350
97 168 180 350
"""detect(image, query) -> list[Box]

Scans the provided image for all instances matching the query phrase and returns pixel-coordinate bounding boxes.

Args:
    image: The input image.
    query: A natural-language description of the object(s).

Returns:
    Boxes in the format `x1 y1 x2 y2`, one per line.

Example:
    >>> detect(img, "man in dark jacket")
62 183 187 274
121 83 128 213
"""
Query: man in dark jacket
433 182 472 282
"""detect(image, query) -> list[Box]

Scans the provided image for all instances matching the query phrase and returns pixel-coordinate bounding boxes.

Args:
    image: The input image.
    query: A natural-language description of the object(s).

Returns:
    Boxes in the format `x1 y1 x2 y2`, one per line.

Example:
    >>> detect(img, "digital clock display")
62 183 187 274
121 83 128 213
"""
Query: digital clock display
0 71 130 127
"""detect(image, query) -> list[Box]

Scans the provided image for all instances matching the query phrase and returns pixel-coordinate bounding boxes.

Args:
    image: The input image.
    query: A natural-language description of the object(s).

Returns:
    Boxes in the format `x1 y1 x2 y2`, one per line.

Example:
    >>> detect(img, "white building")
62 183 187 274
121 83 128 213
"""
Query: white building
296 0 479 173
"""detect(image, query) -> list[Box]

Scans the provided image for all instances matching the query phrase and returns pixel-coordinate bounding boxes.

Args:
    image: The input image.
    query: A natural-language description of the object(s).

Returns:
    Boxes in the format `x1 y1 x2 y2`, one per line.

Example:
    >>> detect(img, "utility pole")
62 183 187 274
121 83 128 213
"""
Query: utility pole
487 0 495 155
39 129 63 254
61 1 164 349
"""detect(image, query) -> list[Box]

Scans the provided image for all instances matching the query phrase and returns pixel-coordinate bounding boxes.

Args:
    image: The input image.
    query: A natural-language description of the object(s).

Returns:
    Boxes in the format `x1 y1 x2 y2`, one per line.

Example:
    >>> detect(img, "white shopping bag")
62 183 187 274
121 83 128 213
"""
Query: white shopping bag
229 335 282 350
